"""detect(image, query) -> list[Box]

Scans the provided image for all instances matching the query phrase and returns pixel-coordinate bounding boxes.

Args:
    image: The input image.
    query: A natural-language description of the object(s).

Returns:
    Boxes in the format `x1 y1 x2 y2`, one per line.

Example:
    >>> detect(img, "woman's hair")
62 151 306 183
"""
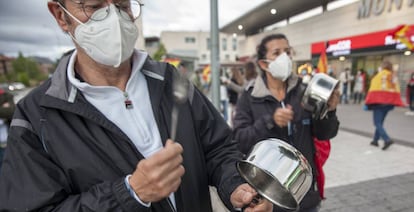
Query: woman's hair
244 61 258 81
256 33 289 61
382 60 393 71
256 34 289 73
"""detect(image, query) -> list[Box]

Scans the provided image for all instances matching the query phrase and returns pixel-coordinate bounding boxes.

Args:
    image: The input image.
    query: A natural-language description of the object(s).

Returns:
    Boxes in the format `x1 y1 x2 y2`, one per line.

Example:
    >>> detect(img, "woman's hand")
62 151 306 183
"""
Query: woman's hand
230 183 273 212
273 105 293 127
327 89 340 111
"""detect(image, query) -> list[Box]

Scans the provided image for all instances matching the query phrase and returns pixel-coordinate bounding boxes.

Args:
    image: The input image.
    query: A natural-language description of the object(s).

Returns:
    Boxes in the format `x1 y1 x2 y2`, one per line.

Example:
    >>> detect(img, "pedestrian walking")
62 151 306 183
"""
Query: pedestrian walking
353 69 366 104
365 60 404 150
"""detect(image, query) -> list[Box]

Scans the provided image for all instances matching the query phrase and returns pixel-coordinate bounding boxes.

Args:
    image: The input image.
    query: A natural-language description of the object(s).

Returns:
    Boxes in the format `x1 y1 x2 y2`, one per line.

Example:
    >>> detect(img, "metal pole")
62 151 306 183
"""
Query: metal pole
210 0 220 109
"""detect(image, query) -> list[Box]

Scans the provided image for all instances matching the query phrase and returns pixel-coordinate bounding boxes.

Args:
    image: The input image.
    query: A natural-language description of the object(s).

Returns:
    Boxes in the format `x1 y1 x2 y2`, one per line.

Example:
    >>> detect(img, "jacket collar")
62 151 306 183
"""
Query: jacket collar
42 49 171 159
45 49 165 103
250 73 299 98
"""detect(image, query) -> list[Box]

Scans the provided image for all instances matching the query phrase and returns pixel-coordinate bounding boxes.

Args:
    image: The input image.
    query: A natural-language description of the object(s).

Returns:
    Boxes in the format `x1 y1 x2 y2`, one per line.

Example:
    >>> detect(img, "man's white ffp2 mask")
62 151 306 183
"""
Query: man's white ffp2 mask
61 4 138 67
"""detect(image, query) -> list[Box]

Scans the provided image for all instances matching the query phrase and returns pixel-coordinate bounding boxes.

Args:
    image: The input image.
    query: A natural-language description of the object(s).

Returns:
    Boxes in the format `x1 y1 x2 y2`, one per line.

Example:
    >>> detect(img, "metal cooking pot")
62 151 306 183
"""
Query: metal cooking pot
301 73 339 119
237 138 312 211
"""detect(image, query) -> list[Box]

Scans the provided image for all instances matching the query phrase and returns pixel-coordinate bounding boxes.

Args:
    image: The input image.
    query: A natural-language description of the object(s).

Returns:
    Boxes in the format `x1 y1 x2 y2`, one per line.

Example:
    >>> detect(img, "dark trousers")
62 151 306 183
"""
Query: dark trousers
0 147 5 172
341 84 348 104
372 105 393 142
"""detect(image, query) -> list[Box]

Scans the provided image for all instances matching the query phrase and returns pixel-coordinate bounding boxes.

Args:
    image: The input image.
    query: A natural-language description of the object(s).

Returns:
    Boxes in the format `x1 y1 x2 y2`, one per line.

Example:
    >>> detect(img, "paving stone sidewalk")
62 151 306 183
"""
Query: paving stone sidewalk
211 104 414 211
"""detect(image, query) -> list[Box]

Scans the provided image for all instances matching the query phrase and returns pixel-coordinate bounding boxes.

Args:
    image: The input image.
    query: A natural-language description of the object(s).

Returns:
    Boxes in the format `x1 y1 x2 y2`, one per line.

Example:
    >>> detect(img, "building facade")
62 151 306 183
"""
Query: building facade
160 31 243 71
154 1 414 93
235 0 414 89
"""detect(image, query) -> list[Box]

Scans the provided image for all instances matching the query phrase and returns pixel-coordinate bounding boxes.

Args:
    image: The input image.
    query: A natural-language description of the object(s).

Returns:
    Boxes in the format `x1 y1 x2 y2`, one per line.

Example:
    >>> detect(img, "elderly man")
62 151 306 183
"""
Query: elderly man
0 1 272 211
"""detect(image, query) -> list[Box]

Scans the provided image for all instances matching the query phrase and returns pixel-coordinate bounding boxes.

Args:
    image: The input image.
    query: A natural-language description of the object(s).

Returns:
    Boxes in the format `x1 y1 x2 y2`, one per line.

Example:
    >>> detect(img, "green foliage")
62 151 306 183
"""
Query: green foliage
17 72 30 86
152 43 167 61
4 52 49 86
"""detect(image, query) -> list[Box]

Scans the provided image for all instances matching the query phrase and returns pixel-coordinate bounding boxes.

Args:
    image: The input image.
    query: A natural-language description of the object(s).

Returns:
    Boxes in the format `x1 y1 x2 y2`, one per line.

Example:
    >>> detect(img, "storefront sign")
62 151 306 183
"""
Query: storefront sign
311 25 414 57
358 0 414 19
326 40 351 56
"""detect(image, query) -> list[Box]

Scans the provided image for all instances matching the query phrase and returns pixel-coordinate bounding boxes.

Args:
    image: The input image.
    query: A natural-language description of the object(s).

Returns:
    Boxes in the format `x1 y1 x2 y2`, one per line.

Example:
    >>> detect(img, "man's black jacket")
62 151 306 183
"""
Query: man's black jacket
0 51 244 212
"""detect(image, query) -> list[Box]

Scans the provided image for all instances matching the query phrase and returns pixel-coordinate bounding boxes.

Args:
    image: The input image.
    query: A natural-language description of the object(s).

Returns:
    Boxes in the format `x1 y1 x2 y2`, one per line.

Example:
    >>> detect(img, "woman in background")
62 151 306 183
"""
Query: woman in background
405 72 414 116
365 61 404 150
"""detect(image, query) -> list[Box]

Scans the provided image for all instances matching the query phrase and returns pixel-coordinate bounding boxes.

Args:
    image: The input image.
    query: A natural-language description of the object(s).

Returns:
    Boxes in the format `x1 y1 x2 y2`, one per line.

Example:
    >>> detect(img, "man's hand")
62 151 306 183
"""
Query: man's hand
1 102 10 108
231 183 273 212
129 139 185 203
273 105 293 128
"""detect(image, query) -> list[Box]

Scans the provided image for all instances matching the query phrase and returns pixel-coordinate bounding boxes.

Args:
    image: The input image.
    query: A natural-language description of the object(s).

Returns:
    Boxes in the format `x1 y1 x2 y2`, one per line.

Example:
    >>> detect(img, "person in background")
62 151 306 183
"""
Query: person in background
353 69 366 104
219 69 230 121
221 62 258 96
222 67 245 124
222 63 258 126
243 61 258 87
0 88 15 172
0 1 273 211
233 33 340 212
297 63 313 84
190 68 203 91
338 67 352 104
365 61 404 150
405 72 414 116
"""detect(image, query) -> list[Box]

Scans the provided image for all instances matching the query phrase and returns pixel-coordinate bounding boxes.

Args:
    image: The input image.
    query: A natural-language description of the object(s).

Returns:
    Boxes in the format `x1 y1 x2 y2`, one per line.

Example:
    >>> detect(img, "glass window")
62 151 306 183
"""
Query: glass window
185 37 196 43
207 38 211 50
222 38 227 51
232 38 237 51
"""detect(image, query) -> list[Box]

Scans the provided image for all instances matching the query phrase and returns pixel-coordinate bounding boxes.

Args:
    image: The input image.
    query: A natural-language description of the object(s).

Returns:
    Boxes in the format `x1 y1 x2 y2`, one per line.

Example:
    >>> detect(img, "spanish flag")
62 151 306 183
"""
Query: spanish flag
317 45 328 74
390 24 414 50
202 65 211 83
365 69 404 106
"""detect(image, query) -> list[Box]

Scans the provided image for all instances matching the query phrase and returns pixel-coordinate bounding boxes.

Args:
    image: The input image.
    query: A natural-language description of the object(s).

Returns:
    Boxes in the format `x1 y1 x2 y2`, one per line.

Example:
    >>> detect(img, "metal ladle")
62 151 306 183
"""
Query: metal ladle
166 72 189 212
170 72 189 140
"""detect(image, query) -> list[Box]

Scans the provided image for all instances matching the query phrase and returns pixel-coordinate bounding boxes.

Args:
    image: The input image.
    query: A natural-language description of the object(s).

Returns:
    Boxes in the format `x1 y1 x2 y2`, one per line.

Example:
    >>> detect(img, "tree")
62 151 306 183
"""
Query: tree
152 43 167 61
9 52 48 86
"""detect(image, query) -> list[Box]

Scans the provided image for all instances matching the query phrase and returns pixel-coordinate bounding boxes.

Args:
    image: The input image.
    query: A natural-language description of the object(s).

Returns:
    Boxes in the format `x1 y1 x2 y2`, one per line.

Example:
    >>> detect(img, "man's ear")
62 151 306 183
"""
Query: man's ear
48 1 69 32
258 59 269 71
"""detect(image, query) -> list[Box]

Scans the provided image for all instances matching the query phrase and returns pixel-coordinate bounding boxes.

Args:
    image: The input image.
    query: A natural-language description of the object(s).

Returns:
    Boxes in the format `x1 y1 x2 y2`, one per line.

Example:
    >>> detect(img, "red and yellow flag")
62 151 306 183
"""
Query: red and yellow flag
365 69 404 106
317 44 328 74
202 65 211 83
390 24 414 50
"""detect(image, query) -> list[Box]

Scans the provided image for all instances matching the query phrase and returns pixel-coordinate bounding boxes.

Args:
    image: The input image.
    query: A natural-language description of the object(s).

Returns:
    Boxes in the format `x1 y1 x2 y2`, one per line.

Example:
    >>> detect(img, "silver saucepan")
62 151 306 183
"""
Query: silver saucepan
301 73 339 119
237 138 312 211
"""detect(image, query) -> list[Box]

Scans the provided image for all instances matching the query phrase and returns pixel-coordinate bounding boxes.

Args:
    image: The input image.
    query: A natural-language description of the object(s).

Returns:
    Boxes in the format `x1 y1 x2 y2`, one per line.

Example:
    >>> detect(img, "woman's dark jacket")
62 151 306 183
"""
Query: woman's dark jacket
0 51 244 212
233 74 339 210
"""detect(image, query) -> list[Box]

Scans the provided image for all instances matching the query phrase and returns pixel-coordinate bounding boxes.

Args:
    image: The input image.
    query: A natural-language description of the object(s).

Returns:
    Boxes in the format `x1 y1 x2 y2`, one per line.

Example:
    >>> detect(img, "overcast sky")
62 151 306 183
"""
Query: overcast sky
0 0 267 61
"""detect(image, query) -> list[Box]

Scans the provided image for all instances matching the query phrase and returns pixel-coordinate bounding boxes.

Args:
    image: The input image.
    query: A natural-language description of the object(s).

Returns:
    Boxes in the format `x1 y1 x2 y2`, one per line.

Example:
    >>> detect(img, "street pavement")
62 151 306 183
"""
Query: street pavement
211 103 414 211
321 103 414 212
